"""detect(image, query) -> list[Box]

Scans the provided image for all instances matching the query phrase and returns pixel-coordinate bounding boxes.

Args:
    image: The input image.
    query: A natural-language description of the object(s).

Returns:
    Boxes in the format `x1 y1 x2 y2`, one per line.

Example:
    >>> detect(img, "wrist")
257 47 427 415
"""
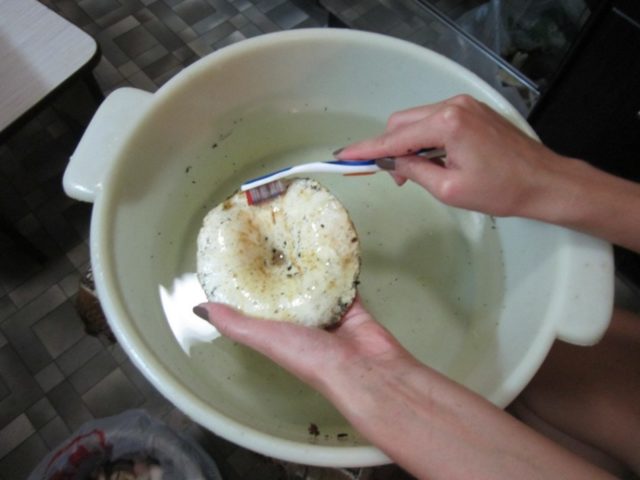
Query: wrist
516 154 592 225
318 354 423 429
513 153 640 253
318 354 458 451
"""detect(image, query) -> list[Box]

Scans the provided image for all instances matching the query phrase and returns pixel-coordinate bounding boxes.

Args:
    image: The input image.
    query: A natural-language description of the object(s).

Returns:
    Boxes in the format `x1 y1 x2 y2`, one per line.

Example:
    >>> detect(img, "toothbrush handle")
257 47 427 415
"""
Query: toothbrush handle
418 147 446 159
394 147 446 160
240 161 378 191
317 148 446 172
310 160 380 174
372 147 446 170
241 149 446 191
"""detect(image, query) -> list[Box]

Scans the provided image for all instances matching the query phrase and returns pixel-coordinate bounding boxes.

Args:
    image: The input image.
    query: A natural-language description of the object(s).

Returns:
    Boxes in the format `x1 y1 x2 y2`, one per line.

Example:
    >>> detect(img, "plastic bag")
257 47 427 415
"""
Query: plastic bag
28 410 222 480
500 0 586 58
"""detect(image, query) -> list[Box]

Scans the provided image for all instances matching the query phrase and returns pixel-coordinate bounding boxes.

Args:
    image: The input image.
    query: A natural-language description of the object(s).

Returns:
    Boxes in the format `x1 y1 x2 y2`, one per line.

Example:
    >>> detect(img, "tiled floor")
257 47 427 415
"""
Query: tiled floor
0 0 415 479
41 0 328 96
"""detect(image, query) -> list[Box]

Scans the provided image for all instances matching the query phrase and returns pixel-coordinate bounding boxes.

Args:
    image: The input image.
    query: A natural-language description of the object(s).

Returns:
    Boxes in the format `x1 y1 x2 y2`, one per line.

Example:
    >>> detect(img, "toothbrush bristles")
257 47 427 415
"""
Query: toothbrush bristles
245 180 287 205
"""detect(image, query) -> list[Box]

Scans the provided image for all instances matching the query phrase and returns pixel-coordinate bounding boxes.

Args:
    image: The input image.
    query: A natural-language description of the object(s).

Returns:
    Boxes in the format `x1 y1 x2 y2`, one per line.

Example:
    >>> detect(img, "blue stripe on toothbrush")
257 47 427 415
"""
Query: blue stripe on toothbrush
325 160 376 166
241 160 376 186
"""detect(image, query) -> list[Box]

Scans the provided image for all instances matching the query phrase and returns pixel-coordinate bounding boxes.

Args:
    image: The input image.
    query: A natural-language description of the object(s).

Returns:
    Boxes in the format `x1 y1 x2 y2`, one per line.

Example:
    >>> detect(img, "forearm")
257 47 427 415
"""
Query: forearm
521 156 640 254
321 358 615 480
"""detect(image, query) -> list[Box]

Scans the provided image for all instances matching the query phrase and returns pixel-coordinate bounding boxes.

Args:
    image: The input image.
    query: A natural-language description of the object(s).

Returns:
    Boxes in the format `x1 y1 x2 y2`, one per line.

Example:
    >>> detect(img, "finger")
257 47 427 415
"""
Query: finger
386 94 486 130
336 104 450 160
385 104 442 132
198 302 318 358
202 302 361 383
349 96 493 163
337 121 438 161
392 155 451 196
201 299 375 345
337 95 485 159
339 297 373 329
391 172 408 186
343 115 451 162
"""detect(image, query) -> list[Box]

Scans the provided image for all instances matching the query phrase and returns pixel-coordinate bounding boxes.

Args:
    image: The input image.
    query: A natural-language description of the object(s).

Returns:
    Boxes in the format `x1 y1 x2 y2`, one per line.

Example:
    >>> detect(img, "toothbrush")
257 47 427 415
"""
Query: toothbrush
242 147 446 205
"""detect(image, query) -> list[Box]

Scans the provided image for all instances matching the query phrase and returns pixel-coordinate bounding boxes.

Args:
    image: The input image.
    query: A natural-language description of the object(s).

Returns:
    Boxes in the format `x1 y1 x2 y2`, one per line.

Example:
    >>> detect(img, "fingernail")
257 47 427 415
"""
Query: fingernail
375 157 396 171
332 147 344 157
192 305 209 321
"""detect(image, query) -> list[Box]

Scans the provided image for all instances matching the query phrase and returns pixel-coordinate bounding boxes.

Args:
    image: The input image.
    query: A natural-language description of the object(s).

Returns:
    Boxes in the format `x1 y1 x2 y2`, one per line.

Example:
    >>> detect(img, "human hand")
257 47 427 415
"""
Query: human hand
193 298 416 401
337 95 566 217
193 297 613 480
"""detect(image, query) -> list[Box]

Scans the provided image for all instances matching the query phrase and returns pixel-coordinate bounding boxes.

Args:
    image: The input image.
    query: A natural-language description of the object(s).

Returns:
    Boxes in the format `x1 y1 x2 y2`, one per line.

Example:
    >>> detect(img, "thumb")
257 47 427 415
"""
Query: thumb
194 302 256 340
193 302 327 366
194 302 291 353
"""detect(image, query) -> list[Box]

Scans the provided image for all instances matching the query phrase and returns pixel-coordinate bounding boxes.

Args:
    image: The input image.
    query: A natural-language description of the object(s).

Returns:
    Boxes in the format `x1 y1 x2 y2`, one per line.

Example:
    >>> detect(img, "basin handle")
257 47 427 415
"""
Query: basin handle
555 235 614 346
63 87 154 203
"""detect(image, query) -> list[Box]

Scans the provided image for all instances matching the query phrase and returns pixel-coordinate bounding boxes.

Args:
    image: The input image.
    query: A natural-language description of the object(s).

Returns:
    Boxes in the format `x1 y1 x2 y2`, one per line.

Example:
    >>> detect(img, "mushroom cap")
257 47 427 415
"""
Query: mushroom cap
197 178 360 327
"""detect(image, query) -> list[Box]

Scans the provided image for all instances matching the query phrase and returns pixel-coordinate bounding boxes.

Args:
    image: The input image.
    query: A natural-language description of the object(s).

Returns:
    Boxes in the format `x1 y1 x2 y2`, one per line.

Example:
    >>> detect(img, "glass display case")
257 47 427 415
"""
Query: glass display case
320 0 591 114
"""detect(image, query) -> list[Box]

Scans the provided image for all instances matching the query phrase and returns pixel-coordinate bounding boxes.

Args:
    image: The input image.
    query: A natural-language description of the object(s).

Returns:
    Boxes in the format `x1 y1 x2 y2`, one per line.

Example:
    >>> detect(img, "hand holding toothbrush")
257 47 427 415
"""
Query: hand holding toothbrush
336 94 565 219
336 94 640 253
